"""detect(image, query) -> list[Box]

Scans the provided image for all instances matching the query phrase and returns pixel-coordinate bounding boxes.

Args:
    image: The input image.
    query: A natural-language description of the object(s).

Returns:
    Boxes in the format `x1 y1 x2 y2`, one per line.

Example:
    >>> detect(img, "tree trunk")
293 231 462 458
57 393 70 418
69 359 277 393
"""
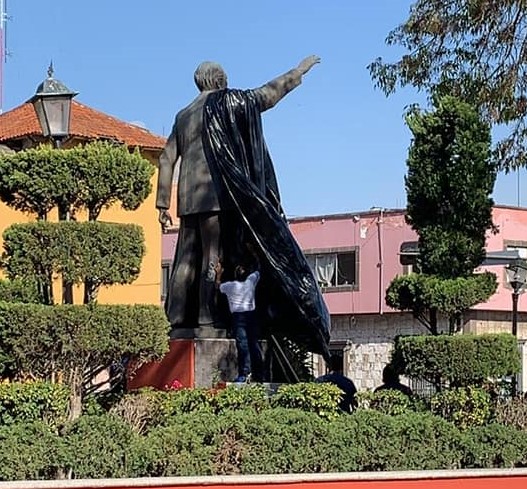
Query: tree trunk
68 366 83 422
429 308 438 335
59 204 74 305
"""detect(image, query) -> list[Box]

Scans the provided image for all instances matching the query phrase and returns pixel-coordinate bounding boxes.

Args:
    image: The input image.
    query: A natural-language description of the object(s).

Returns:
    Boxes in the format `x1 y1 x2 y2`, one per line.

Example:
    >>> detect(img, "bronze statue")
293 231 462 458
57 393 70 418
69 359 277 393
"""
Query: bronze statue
156 56 321 330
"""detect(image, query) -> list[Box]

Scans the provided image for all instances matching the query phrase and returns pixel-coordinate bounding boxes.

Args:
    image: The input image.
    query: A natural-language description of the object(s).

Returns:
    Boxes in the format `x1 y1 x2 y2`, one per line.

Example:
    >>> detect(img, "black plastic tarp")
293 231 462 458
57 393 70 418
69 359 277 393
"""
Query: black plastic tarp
202 88 330 359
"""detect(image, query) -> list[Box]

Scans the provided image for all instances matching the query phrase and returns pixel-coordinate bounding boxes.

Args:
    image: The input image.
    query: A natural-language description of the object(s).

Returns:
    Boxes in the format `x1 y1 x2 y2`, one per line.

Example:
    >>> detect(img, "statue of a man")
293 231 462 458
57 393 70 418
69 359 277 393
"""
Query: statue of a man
156 56 321 331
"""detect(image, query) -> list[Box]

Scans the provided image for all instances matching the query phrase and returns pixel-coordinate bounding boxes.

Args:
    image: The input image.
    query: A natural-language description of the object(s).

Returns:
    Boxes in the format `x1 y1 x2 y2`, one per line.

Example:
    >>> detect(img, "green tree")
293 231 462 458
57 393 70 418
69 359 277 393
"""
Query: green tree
0 141 154 304
0 142 167 419
386 96 498 333
369 0 527 170
0 141 154 222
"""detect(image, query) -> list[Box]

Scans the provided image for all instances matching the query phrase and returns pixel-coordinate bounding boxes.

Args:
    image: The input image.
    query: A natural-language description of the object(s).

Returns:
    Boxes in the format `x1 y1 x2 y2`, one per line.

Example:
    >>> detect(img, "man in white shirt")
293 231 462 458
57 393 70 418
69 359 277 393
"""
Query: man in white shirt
215 263 264 383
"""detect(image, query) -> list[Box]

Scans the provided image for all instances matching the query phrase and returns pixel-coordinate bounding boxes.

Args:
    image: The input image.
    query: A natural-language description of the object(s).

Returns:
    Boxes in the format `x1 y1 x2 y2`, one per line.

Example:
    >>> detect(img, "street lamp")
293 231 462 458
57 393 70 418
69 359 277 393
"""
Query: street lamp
29 62 77 147
505 259 527 337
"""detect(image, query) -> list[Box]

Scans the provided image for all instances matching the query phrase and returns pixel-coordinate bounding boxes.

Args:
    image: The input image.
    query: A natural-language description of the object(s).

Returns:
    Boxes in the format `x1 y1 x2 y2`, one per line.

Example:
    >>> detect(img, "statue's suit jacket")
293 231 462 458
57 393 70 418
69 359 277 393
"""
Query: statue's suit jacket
156 69 303 216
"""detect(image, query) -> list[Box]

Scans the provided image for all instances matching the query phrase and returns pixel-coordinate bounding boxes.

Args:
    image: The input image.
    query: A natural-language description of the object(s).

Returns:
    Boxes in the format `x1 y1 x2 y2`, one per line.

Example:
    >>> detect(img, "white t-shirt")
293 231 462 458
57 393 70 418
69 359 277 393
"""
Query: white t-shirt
219 271 260 313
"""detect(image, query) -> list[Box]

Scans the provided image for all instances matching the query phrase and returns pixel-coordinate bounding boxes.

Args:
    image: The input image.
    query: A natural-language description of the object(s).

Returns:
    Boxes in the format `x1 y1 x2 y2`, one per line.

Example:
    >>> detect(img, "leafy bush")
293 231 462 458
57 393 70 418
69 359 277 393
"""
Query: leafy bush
3 221 145 303
357 389 417 416
0 422 66 480
270 382 342 419
0 279 40 303
386 273 497 323
495 397 527 431
431 387 491 429
325 410 465 471
64 414 140 479
392 333 520 387
0 381 69 428
209 385 268 414
133 411 220 477
0 141 153 220
463 423 527 468
0 302 169 379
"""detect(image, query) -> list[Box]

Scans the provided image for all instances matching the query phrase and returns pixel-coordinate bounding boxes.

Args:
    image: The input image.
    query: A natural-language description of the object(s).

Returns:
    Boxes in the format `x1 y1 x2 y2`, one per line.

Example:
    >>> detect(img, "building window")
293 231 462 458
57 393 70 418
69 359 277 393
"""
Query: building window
161 262 171 301
305 247 358 290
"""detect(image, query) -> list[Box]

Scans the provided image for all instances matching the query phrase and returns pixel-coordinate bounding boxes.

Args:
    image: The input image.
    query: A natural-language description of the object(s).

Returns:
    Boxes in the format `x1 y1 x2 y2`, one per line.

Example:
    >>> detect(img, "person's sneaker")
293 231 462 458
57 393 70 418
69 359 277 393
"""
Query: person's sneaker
233 373 251 383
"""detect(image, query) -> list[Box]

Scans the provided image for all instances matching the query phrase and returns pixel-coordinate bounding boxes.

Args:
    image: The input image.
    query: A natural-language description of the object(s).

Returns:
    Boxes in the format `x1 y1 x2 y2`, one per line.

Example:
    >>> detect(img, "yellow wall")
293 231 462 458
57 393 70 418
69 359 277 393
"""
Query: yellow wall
0 153 162 306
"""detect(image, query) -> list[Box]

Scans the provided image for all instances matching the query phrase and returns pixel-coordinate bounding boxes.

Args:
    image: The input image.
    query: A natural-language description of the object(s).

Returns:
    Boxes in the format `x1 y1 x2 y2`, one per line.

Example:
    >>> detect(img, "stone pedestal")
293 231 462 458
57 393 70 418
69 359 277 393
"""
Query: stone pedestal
128 327 239 389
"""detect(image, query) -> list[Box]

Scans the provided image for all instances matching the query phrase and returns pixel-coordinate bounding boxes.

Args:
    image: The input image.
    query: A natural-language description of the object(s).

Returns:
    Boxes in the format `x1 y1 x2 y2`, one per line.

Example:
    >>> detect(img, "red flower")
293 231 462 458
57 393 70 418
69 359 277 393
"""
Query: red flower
165 378 184 390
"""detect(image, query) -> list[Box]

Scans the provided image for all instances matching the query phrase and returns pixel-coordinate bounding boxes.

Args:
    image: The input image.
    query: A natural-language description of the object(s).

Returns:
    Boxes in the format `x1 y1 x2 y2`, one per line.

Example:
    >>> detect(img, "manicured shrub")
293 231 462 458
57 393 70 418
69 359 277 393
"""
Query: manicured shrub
64 414 140 479
270 382 342 419
0 421 66 480
132 411 220 477
495 397 527 432
356 389 417 416
392 333 520 387
431 387 491 430
0 380 69 428
463 423 527 468
0 279 40 303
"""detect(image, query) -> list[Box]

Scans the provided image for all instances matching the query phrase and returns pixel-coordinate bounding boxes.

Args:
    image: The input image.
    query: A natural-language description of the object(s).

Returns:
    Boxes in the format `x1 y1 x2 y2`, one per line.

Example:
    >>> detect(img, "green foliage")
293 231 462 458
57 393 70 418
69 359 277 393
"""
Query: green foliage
4 408 527 478
386 272 497 319
495 397 527 432
0 381 69 428
392 333 521 387
64 414 140 479
325 410 465 471
270 382 342 419
385 96 497 333
68 141 154 220
368 0 527 170
463 423 527 468
133 411 220 477
0 278 40 303
209 385 268 414
0 141 154 219
0 145 80 219
357 389 416 416
2 221 145 303
405 96 496 278
431 387 491 430
0 302 169 380
0 421 67 480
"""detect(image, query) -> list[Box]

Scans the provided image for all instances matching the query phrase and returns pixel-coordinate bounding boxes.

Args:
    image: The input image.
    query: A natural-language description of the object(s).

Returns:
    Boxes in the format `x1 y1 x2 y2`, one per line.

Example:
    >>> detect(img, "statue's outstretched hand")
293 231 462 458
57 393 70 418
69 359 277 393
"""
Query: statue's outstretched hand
158 209 173 232
297 55 321 75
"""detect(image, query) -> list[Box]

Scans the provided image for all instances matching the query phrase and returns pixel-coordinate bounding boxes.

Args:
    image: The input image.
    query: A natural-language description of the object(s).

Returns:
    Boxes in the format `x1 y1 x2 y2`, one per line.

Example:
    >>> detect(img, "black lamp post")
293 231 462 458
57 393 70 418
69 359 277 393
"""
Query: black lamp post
29 62 78 147
506 259 527 337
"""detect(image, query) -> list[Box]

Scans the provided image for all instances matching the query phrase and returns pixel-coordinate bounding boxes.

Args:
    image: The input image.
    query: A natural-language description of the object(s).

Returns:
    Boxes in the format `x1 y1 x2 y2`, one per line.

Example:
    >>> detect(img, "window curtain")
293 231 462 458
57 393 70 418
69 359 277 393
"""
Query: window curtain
315 253 336 287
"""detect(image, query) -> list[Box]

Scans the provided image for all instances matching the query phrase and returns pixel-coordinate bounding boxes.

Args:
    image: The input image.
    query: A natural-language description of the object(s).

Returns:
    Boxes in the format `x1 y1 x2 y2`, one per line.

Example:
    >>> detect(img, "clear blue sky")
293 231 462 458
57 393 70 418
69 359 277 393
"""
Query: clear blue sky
2 0 522 217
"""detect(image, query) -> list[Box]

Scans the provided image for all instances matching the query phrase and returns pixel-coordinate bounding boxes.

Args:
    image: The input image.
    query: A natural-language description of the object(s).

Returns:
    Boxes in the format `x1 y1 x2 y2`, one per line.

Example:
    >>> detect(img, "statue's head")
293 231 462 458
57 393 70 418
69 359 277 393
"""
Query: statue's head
194 61 228 91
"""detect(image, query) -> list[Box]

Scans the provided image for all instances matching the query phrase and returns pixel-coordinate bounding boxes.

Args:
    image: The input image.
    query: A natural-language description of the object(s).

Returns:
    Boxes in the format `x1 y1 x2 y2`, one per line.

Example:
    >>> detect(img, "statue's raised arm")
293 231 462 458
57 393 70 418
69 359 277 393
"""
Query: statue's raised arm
252 55 321 112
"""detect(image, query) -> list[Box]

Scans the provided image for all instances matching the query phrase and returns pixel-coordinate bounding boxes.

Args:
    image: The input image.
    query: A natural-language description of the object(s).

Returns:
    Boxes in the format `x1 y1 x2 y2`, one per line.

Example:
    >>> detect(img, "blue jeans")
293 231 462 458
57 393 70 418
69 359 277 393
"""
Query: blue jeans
232 310 264 381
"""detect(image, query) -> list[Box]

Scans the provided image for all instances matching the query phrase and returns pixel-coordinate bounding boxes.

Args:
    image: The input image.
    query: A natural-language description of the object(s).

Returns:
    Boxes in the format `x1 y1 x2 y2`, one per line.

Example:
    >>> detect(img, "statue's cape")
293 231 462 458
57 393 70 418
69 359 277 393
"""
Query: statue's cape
202 88 330 359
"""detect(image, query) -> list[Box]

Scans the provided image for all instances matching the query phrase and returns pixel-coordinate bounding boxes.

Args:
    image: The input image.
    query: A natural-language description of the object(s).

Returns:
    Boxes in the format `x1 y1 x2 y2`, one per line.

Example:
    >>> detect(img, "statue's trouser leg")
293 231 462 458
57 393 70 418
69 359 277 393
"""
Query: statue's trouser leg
165 215 198 326
198 212 221 325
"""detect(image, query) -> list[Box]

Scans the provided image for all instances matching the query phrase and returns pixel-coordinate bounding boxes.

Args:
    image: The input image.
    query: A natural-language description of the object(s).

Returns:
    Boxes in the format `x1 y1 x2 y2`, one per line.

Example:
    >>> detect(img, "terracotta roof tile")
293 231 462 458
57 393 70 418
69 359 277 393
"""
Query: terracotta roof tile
0 101 166 150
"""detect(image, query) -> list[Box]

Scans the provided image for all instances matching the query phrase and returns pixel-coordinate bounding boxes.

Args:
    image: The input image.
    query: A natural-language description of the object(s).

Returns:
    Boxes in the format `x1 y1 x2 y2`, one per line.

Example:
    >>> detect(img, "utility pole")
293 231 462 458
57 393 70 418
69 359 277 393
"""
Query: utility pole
0 0 8 114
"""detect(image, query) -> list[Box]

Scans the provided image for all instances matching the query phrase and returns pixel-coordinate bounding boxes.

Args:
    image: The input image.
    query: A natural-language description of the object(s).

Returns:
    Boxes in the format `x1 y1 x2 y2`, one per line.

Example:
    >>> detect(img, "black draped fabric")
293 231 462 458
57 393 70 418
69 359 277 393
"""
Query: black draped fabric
202 88 330 359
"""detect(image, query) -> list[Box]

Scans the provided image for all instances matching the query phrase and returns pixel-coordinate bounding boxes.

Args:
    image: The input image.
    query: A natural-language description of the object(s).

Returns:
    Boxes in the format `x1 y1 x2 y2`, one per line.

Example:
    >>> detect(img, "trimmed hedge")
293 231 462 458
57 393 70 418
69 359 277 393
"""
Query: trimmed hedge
3 221 145 304
0 302 169 379
392 333 521 386
0 279 40 303
2 408 527 479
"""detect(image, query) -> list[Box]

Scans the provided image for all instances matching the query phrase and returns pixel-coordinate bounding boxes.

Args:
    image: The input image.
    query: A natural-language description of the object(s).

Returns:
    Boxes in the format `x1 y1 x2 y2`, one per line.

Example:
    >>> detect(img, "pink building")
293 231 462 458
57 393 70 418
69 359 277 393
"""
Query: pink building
162 205 527 389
